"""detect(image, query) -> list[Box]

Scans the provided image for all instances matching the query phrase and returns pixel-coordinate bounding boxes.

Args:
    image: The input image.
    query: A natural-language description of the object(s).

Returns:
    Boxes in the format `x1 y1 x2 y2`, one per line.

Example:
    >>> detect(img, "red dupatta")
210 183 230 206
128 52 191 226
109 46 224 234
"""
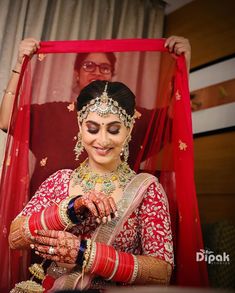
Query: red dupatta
0 39 209 292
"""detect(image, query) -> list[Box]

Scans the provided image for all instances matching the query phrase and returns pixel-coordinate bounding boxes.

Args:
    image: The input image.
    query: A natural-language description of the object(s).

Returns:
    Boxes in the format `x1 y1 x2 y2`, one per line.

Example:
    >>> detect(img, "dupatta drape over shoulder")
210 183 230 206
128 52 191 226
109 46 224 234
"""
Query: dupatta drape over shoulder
0 39 209 292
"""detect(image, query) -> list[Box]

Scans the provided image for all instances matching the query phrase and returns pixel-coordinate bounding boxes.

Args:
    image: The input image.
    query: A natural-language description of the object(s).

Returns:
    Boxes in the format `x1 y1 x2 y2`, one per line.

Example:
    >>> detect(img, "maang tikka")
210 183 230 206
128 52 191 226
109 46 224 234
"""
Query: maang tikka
78 82 135 128
74 133 84 160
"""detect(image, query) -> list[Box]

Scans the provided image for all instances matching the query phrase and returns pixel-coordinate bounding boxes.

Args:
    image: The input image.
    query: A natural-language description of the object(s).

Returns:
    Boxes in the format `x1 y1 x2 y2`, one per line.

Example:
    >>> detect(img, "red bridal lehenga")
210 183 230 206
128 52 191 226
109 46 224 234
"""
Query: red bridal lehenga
0 39 209 292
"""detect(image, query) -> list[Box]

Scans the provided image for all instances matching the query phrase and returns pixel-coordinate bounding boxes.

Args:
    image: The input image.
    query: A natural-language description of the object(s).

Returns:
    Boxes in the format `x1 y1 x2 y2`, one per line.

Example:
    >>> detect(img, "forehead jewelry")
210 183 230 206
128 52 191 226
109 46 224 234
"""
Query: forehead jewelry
78 82 135 128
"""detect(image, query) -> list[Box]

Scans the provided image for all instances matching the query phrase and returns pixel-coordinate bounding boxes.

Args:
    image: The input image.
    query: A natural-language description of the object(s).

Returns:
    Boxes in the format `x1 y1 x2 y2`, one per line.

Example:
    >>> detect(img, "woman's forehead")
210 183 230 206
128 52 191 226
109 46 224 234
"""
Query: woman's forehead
84 53 111 64
84 112 122 124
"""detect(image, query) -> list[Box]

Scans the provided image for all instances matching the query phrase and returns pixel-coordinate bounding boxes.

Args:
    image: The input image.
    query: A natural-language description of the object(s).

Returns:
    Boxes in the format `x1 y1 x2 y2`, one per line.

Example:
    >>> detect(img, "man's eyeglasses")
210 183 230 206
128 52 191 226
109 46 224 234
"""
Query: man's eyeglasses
81 61 112 75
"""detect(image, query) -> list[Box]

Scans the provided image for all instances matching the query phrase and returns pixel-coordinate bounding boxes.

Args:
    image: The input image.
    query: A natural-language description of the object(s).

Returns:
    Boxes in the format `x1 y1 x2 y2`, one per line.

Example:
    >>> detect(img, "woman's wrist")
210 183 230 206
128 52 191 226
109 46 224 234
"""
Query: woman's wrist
9 216 33 249
67 196 83 224
13 61 23 73
85 242 137 284
12 69 20 74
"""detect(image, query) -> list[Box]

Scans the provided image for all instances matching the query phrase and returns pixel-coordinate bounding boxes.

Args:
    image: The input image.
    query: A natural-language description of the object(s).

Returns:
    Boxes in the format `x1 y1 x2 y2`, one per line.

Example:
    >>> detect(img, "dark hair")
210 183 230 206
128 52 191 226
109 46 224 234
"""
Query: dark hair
76 80 136 117
74 52 116 75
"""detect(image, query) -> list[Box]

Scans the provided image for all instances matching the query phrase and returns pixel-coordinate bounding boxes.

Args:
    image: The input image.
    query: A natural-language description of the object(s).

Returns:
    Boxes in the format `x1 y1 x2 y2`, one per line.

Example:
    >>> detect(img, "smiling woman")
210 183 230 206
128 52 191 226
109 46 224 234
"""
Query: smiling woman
1 39 208 292
77 81 135 170
8 80 174 292
81 114 128 165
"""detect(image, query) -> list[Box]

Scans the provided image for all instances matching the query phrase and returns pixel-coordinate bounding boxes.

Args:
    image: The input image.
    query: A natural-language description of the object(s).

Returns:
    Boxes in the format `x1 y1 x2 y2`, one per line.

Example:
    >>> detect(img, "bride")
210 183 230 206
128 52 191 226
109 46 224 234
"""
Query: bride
9 80 173 292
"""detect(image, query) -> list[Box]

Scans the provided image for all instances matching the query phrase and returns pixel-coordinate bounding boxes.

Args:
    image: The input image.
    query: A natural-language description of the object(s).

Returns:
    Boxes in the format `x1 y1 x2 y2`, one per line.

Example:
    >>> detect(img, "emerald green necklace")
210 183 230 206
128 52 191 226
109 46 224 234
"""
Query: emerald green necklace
71 159 136 196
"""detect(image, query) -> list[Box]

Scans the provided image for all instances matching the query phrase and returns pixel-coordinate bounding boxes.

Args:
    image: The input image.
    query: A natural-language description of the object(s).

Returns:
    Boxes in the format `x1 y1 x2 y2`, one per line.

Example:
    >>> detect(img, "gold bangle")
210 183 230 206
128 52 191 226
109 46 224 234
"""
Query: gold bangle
129 254 139 283
85 241 96 273
58 197 76 229
4 90 15 96
134 255 172 285
9 216 32 248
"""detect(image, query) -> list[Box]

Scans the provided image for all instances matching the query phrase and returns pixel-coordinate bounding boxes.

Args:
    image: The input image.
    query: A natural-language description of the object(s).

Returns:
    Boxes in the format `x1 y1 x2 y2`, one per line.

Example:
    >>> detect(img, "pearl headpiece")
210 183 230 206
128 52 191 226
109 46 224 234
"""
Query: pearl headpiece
78 82 135 128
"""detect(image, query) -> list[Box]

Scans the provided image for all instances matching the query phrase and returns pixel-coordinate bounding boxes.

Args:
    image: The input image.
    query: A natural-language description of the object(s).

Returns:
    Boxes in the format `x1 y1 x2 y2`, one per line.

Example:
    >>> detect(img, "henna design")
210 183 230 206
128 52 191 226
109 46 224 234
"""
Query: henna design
33 230 80 264
74 191 117 224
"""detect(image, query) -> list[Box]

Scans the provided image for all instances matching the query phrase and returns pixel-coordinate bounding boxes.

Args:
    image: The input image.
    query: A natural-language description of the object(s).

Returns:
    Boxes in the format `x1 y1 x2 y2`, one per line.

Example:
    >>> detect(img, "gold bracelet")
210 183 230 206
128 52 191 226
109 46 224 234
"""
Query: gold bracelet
4 90 15 96
9 216 32 248
12 69 20 74
22 216 33 241
85 241 97 273
129 254 139 283
58 197 76 229
134 255 172 285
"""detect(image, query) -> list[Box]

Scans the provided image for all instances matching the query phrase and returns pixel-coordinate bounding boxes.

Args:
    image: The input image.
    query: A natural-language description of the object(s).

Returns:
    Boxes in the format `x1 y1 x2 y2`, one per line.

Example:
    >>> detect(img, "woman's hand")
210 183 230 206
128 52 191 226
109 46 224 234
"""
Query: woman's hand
74 191 118 224
15 38 40 71
165 35 191 73
31 230 80 264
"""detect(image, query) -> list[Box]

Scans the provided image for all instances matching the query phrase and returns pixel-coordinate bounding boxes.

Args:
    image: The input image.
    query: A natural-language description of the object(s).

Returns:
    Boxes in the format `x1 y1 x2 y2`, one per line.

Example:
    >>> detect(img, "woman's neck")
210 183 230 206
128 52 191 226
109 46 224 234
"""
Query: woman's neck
87 158 122 175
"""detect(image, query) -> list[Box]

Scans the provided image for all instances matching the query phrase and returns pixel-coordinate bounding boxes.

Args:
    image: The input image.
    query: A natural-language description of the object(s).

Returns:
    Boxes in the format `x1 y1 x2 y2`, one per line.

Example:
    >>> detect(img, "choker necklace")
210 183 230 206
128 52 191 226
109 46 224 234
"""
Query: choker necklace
71 159 136 196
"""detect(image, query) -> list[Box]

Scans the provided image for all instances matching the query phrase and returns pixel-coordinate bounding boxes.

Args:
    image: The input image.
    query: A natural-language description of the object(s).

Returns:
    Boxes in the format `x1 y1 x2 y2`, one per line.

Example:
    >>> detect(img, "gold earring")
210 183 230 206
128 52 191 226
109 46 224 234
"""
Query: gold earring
121 136 131 162
74 133 84 160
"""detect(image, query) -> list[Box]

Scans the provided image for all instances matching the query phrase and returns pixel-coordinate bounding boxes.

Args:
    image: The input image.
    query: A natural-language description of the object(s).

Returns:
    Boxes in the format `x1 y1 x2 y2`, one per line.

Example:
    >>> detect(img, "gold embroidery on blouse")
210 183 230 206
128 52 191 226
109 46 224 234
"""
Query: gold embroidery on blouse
20 175 29 185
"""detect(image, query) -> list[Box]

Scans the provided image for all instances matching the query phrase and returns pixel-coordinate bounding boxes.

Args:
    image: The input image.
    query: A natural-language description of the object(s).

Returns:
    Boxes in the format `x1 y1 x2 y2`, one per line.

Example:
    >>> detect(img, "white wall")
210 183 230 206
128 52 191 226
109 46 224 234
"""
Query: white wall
189 57 235 134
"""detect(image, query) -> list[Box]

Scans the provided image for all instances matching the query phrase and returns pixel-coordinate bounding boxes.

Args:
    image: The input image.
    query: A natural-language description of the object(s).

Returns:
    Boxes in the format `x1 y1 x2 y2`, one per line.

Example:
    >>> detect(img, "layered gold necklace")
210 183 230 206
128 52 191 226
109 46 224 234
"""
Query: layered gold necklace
71 159 136 196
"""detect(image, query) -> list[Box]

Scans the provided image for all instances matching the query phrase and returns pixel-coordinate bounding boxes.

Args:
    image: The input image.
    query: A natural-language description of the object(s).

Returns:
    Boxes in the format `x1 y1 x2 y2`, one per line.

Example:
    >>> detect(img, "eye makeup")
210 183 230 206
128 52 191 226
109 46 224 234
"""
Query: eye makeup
107 125 120 134
85 121 121 135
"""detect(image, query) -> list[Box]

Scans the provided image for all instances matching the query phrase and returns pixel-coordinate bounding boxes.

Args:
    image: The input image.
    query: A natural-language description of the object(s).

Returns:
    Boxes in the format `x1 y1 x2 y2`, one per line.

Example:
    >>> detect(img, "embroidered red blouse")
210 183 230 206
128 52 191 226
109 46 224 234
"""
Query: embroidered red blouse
20 169 174 265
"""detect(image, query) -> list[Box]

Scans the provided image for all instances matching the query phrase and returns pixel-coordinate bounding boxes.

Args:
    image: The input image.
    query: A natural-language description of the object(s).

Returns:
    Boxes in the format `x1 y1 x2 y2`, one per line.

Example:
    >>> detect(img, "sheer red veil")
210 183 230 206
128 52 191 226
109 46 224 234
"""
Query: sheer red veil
0 39 209 292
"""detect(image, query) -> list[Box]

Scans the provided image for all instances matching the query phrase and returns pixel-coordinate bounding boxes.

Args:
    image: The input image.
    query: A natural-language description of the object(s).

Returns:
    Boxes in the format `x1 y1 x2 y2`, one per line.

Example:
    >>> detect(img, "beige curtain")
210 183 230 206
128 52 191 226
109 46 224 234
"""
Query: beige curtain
0 0 165 167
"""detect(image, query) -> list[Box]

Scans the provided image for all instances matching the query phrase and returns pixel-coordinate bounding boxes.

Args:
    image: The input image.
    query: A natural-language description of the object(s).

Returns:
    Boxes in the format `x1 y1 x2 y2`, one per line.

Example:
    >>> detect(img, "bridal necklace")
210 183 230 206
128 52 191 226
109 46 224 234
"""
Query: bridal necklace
71 159 136 196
